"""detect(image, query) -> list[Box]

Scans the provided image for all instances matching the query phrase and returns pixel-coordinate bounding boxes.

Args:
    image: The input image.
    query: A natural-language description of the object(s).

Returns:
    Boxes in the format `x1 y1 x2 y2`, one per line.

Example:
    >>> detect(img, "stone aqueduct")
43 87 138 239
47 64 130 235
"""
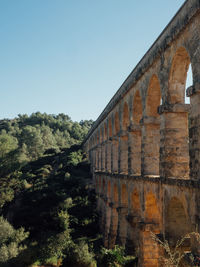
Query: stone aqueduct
83 0 200 266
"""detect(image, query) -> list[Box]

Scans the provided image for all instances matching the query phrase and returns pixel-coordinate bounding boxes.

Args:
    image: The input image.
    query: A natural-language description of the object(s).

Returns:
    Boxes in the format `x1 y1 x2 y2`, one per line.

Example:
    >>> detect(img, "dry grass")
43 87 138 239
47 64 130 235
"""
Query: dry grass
151 232 200 267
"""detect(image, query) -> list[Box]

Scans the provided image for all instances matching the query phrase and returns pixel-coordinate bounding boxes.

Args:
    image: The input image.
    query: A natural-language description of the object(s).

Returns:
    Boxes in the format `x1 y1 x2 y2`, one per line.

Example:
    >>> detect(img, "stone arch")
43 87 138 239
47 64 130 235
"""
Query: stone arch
114 111 120 135
146 74 161 116
169 46 191 104
160 47 191 179
143 75 161 176
129 90 142 175
165 196 191 245
123 102 129 130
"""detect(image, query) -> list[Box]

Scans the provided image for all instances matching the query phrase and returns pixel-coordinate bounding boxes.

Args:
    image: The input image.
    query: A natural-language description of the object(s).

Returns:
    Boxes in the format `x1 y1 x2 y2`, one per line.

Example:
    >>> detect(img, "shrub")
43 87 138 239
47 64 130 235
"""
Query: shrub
63 241 96 267
98 246 126 267
0 217 29 263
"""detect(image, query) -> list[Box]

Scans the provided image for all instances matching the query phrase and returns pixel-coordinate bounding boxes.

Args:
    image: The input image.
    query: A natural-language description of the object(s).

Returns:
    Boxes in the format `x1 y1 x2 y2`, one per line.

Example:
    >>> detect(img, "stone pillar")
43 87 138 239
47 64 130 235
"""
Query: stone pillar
103 197 112 247
141 116 160 177
187 85 200 180
116 206 128 246
119 131 128 174
98 145 101 171
106 140 112 173
104 142 108 172
126 214 140 255
96 175 101 212
101 143 105 172
100 196 106 233
89 150 93 173
139 223 160 267
128 124 141 176
108 203 119 248
112 137 119 173
95 148 98 171
92 149 95 174
158 103 190 179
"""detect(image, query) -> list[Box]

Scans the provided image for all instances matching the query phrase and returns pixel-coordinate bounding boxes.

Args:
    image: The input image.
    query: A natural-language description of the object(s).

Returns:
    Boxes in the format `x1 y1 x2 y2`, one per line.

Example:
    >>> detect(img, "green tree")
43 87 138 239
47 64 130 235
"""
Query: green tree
20 126 44 160
0 217 29 263
0 132 18 158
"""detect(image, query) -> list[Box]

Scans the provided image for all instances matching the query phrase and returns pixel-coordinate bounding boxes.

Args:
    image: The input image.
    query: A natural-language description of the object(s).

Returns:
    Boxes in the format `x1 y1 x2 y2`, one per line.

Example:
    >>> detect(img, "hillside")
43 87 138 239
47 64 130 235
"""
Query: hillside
0 113 136 267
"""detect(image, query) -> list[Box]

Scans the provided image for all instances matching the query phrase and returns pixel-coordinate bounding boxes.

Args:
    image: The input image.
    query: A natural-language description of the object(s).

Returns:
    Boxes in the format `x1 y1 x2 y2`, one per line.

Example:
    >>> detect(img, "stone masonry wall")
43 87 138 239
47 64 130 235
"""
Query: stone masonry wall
83 0 200 266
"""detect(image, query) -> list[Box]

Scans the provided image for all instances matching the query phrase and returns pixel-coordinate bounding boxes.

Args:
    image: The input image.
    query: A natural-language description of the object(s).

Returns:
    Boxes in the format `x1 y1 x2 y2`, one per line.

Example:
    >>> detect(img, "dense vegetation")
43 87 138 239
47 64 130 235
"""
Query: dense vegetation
0 113 136 267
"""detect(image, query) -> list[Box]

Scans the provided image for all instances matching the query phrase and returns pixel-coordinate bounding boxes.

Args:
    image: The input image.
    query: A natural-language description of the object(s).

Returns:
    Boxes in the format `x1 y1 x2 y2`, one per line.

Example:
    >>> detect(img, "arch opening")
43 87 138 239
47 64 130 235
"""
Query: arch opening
169 47 191 104
185 63 192 104
146 74 161 117
165 197 191 249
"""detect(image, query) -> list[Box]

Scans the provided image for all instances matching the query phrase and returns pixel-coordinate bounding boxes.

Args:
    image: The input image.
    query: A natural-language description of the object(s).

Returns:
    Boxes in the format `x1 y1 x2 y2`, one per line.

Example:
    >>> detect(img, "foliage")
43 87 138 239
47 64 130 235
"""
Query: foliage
63 241 97 267
97 245 137 267
0 171 23 209
0 148 99 266
0 112 93 167
98 246 126 267
0 112 139 267
0 216 29 263
0 112 96 266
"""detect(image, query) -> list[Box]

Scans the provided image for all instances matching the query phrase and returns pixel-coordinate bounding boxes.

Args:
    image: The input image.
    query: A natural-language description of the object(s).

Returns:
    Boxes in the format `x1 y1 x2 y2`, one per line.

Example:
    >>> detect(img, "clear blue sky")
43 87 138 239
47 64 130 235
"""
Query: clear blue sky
0 0 188 122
